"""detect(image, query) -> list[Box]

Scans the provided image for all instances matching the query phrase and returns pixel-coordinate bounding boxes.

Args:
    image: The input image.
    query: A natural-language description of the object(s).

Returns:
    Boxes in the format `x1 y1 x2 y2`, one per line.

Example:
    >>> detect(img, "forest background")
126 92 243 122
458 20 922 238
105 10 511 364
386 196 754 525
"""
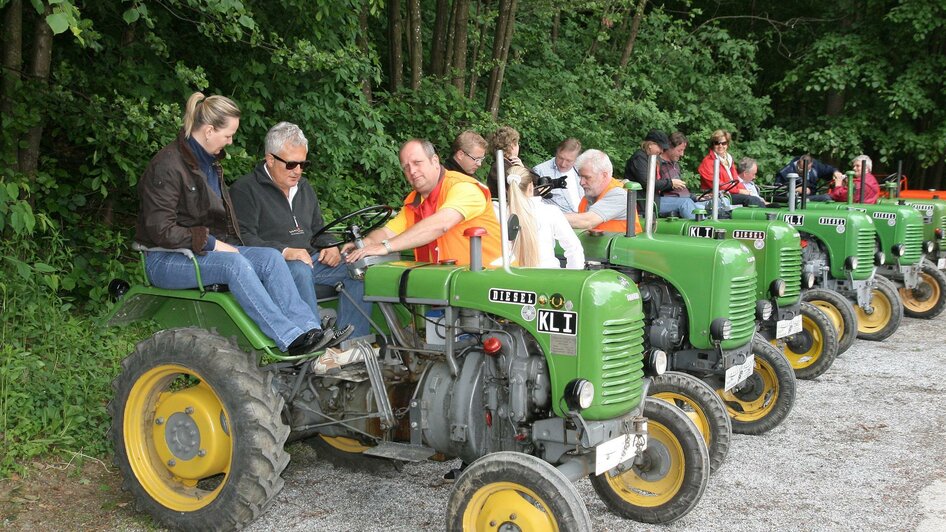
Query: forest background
1 0 945 473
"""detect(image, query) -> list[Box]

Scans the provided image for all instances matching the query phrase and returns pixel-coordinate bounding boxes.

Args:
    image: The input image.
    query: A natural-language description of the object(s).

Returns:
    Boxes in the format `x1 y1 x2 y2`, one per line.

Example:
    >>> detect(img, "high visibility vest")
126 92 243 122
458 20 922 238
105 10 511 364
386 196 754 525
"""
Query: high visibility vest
578 178 643 233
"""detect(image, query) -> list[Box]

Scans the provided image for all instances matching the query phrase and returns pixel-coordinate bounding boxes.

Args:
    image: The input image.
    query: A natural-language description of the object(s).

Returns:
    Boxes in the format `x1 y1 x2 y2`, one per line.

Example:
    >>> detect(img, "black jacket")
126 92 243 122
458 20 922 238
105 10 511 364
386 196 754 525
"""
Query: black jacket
624 149 675 195
229 162 333 254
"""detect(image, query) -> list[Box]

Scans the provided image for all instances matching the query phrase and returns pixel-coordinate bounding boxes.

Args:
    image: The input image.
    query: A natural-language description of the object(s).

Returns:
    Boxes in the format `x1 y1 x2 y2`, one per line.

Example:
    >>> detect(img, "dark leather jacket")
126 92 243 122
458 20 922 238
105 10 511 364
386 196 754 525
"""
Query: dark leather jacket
135 130 242 253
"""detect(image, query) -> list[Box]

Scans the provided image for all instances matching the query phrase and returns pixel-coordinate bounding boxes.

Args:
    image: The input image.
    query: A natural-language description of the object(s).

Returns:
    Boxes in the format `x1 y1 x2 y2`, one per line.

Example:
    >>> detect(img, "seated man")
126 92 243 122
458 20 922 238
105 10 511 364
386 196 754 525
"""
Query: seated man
565 149 643 233
830 154 880 204
776 154 842 202
627 130 701 219
737 157 768 205
442 130 487 177
346 138 502 266
230 122 368 340
532 137 584 213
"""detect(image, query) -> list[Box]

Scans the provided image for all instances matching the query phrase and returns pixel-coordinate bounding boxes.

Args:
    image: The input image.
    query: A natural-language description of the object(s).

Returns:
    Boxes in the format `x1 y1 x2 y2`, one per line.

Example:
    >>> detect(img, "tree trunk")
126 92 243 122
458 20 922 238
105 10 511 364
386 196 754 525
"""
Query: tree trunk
444 0 459 80
430 0 451 76
18 4 53 180
450 0 471 92
551 9 560 45
388 0 403 91
486 0 518 119
407 0 422 89
2 0 23 171
467 0 486 99
358 6 373 102
618 0 647 69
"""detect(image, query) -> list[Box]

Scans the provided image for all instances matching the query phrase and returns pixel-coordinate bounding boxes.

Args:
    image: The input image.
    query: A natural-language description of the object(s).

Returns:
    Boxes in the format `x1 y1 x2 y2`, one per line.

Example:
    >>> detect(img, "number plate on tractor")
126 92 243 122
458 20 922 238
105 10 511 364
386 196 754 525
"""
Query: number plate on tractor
938 257 945 269
724 354 755 391
776 314 803 338
595 434 638 476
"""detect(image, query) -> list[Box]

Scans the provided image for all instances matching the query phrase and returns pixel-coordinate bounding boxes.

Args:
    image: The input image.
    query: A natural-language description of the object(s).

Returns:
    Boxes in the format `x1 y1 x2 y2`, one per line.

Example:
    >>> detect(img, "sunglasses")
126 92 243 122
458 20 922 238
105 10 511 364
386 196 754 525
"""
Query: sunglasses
713 141 729 146
271 153 311 171
462 149 485 164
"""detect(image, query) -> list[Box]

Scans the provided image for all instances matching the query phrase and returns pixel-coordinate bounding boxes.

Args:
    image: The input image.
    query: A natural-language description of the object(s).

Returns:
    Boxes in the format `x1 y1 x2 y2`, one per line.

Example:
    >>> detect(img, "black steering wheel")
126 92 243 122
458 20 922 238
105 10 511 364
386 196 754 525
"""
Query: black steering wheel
696 179 740 202
310 205 394 249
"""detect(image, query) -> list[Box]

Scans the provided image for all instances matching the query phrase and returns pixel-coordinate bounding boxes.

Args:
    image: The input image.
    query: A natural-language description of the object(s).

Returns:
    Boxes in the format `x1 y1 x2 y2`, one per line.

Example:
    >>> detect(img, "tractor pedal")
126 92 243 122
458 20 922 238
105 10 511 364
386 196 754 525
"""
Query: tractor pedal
361 442 436 462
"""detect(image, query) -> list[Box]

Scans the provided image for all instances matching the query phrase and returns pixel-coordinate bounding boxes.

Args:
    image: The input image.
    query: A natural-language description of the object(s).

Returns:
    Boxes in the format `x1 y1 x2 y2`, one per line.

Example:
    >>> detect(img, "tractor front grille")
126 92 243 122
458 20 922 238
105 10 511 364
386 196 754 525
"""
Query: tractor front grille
598 316 645 406
903 223 924 263
779 246 803 299
855 228 876 278
729 272 758 341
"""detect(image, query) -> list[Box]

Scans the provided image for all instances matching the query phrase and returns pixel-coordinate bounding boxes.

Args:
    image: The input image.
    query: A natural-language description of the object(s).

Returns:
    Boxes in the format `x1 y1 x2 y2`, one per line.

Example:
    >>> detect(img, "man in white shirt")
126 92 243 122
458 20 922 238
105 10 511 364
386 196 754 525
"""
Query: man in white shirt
532 137 584 213
737 157 767 204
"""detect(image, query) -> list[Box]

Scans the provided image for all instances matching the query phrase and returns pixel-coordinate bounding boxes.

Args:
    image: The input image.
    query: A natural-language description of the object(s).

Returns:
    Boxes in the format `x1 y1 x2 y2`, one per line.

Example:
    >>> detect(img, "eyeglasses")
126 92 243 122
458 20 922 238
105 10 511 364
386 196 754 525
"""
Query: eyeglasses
462 150 485 164
713 141 729 146
271 153 311 171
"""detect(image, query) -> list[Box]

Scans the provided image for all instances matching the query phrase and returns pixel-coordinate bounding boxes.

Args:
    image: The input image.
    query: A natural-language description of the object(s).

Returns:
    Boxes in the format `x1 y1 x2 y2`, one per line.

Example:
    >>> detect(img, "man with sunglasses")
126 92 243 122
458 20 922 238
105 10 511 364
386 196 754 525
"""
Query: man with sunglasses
443 130 488 177
231 122 370 362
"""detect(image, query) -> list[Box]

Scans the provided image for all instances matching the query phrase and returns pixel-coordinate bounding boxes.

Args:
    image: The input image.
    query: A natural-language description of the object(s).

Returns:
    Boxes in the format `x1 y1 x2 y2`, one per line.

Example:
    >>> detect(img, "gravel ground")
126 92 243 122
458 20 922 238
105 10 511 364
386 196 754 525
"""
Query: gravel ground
240 315 946 532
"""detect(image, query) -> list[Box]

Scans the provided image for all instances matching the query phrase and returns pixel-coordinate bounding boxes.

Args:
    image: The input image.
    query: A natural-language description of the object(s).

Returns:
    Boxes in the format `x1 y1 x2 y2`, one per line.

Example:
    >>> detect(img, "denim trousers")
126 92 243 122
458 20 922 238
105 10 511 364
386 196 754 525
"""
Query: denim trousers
286 258 372 337
144 247 319 351
658 196 701 219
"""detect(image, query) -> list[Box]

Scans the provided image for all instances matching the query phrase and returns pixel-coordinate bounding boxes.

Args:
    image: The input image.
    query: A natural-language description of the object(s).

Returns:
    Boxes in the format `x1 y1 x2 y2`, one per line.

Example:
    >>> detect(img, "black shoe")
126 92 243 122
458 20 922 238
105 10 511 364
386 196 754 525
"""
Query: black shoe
321 314 337 331
442 461 469 482
326 324 355 349
288 328 335 356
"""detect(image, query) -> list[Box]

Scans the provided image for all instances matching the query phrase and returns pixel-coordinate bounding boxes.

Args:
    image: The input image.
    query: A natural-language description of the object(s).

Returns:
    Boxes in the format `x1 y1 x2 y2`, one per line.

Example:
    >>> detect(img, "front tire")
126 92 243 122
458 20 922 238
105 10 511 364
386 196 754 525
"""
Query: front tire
108 328 290 532
802 288 858 355
590 398 710 524
856 276 904 341
648 371 731 474
717 333 797 435
899 259 946 319
774 302 839 380
446 452 592 532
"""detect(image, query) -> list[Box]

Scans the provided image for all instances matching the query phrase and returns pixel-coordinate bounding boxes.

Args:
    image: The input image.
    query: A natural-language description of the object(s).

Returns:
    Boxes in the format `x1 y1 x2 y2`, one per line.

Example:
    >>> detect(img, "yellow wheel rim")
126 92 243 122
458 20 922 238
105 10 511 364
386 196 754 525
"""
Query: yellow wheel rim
602 419 685 508
719 357 779 422
651 392 712 448
899 272 941 313
855 288 894 333
810 300 845 339
462 482 560 531
777 314 823 370
124 365 232 512
319 435 370 453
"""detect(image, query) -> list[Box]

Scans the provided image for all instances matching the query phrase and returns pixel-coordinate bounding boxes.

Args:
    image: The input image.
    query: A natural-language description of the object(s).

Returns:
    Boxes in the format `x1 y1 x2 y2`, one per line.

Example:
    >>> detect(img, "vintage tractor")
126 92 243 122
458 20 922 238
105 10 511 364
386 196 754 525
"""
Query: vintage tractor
740 173 901 343
879 179 946 270
106 179 712 530
805 170 946 319
574 156 797 443
655 159 839 380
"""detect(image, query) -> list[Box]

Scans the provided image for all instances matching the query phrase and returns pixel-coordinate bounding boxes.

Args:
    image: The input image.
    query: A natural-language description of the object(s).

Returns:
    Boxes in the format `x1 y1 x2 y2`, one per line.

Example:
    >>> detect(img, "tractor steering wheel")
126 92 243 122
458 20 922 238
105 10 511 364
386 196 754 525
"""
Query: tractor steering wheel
310 205 394 249
695 179 740 202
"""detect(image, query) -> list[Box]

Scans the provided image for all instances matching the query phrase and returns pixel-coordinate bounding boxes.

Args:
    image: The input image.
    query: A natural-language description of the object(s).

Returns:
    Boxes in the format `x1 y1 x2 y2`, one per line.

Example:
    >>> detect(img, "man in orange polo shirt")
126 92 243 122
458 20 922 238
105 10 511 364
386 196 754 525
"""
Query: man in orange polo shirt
346 138 502 266
565 149 643 233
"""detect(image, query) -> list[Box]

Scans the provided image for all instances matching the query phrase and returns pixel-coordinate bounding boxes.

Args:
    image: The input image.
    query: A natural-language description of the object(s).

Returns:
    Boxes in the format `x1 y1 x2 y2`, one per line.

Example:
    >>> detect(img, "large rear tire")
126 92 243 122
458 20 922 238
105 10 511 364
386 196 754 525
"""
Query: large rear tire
446 452 592 532
802 288 857 355
717 333 797 435
855 276 904 341
648 371 731 474
589 398 709 524
108 328 290 531
775 302 839 380
899 259 946 319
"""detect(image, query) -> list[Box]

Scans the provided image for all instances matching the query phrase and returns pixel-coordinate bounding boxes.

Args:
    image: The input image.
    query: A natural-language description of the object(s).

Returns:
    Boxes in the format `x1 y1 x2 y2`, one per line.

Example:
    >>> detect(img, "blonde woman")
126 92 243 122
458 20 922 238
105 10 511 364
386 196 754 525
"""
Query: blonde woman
505 166 585 269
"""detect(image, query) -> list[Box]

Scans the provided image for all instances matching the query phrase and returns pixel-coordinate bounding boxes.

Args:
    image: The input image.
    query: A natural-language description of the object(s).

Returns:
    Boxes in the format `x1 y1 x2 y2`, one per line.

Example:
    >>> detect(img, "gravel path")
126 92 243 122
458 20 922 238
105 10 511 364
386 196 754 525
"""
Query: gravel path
244 316 946 532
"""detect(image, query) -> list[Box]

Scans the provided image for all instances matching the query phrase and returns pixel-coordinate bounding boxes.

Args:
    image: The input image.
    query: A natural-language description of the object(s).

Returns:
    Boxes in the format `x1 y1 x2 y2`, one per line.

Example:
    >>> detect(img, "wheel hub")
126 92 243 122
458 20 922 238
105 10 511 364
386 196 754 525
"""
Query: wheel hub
165 412 201 460
634 440 672 481
911 282 933 302
732 373 765 402
785 330 814 353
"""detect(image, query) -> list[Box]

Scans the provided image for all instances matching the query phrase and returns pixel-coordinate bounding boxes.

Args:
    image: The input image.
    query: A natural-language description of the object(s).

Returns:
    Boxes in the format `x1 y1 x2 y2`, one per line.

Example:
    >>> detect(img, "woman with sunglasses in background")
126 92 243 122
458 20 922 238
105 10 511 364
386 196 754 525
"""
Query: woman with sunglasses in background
135 92 341 356
697 129 766 207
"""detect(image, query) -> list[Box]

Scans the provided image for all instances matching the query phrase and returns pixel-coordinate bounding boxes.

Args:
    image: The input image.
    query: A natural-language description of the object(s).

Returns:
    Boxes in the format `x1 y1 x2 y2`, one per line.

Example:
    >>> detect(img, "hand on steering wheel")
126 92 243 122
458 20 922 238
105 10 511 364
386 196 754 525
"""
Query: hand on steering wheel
696 179 740 202
309 205 394 249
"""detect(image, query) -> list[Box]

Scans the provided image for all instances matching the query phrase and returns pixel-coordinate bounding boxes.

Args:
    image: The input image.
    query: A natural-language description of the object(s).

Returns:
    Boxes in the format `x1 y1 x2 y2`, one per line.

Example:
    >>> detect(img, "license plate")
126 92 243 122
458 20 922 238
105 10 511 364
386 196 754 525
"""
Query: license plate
724 354 755 391
938 257 945 269
775 314 803 338
595 434 640 476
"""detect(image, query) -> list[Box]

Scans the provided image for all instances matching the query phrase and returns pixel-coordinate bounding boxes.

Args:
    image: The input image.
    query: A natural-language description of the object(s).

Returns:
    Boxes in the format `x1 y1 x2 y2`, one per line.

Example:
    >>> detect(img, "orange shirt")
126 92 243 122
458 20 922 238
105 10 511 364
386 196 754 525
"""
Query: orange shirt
578 178 644 233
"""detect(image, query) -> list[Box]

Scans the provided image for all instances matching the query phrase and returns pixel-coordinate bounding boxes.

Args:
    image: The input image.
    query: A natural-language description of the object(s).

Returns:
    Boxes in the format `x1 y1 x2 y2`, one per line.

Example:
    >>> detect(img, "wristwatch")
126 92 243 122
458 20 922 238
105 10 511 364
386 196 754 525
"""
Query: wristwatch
381 239 394 254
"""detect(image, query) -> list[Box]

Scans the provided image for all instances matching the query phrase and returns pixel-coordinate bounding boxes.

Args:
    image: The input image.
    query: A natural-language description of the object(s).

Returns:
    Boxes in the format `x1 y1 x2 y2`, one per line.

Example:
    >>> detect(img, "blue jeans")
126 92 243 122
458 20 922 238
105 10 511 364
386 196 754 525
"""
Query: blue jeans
658 196 700 219
144 247 319 351
286 258 372 337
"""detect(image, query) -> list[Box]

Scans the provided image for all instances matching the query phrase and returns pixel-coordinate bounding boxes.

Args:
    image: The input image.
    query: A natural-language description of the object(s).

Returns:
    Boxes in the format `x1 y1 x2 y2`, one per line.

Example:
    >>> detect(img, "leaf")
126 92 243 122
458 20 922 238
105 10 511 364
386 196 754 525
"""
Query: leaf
34 262 57 273
238 15 254 29
123 8 140 24
45 13 70 35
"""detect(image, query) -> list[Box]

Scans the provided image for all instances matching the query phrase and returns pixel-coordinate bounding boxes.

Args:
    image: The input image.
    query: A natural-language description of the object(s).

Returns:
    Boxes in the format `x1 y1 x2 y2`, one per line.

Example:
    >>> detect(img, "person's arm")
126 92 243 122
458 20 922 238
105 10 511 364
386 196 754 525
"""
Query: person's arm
139 159 213 253
565 210 605 230
229 179 286 251
346 209 462 261
552 210 585 269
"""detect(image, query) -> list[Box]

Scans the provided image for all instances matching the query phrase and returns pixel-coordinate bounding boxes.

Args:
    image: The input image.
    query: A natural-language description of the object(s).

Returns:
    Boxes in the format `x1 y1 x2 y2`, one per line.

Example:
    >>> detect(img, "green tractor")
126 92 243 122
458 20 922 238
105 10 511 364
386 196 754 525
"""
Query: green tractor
107 189 712 529
805 171 946 319
575 156 797 442
734 174 898 346
654 160 840 380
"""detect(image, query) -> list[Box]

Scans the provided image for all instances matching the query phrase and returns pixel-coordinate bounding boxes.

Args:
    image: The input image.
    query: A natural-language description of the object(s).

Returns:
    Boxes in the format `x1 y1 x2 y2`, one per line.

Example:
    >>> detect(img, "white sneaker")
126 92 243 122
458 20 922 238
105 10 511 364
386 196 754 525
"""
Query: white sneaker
310 344 378 375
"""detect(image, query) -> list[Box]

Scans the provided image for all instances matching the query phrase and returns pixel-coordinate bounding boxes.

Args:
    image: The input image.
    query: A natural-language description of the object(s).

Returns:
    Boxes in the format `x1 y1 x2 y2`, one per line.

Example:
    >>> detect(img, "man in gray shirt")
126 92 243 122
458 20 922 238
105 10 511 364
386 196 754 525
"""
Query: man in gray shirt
564 149 639 233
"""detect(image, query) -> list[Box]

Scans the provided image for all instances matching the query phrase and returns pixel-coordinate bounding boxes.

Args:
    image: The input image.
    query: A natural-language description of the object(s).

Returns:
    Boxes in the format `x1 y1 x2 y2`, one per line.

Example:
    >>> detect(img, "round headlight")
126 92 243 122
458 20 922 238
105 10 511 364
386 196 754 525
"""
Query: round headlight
924 240 935 253
710 317 733 341
802 272 816 289
756 300 773 321
874 251 886 266
646 349 668 376
845 256 860 271
564 379 595 410
770 279 787 298
892 244 905 257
